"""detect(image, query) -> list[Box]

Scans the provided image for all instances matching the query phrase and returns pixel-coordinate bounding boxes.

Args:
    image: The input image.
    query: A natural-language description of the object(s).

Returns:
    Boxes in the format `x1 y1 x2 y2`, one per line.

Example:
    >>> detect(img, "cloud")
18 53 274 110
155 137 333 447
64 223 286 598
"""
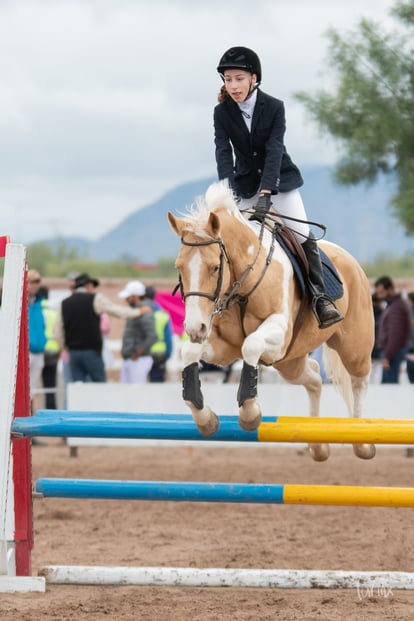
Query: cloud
0 0 396 243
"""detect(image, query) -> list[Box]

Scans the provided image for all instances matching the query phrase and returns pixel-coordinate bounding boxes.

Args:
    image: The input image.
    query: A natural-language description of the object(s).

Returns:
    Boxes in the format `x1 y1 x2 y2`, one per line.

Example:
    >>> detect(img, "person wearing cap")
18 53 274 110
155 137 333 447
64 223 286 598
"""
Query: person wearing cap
118 281 157 383
27 269 47 413
214 46 343 330
55 273 152 383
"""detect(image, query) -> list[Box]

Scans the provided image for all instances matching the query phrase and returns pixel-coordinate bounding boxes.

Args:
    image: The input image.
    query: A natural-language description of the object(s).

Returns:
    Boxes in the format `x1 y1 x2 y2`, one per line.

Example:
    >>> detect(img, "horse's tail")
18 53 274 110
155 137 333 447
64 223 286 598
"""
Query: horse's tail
322 344 352 416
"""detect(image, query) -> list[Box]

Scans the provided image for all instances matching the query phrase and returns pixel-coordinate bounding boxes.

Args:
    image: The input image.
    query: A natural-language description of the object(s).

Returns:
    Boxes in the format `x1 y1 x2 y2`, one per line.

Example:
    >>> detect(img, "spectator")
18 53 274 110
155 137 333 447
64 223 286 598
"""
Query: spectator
27 269 47 412
374 276 411 384
145 285 173 382
37 286 61 409
60 271 80 391
406 292 414 384
55 273 152 383
118 281 157 384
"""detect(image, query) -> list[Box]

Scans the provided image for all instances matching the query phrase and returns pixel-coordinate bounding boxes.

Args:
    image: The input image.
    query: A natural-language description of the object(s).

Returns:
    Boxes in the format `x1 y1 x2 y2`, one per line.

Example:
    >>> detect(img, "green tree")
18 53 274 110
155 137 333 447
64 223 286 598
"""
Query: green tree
295 0 414 233
25 242 177 278
26 243 54 274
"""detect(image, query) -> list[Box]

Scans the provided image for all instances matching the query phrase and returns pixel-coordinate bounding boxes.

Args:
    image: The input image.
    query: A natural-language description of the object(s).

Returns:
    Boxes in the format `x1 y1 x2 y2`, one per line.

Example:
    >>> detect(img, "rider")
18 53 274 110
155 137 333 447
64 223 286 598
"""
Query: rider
214 46 343 329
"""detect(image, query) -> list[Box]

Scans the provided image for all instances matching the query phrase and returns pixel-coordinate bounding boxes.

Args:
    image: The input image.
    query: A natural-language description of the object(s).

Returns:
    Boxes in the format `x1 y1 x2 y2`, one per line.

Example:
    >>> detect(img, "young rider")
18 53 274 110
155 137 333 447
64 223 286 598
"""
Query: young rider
214 46 343 329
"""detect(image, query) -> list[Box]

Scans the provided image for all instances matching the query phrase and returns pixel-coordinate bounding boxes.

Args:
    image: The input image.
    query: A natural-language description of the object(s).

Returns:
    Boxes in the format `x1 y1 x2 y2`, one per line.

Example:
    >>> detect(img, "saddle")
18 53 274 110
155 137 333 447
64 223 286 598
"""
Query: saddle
275 227 344 301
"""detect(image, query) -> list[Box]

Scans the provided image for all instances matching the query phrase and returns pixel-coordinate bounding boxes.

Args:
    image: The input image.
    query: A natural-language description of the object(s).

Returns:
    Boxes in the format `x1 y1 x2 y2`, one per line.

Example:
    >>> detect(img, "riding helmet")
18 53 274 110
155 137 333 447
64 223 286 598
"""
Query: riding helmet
217 46 262 84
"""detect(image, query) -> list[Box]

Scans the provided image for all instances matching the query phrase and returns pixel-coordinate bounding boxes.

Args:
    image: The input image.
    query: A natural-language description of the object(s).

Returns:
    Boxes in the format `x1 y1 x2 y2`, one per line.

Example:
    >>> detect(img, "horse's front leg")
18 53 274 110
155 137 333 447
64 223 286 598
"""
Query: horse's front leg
181 340 219 436
238 314 288 431
237 361 261 431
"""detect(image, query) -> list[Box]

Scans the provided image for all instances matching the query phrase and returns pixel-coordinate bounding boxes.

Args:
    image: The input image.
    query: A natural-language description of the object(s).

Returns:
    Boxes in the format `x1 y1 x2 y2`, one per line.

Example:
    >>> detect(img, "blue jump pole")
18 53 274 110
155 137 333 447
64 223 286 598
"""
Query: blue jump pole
12 412 414 444
35 478 414 507
36 478 284 503
12 414 263 441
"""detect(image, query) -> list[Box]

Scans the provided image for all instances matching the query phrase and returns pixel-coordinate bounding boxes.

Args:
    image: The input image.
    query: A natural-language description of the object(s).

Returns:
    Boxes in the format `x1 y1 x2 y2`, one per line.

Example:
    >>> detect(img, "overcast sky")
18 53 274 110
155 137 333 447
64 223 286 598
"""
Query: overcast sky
0 0 397 243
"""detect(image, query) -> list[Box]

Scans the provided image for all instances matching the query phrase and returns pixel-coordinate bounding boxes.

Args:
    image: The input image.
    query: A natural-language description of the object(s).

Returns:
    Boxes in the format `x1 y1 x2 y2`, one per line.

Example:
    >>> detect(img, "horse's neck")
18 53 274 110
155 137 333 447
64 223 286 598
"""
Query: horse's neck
221 223 275 294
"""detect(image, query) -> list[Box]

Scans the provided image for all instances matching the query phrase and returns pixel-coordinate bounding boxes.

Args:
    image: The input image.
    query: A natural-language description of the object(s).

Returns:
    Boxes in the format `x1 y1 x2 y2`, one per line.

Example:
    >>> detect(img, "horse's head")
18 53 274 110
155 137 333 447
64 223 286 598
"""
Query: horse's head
168 182 237 343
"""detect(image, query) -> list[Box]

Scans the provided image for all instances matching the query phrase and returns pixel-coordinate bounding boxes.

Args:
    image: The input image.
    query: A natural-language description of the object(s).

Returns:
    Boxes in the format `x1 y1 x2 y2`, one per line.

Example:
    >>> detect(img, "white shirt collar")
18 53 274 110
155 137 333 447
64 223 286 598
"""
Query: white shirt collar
238 89 257 131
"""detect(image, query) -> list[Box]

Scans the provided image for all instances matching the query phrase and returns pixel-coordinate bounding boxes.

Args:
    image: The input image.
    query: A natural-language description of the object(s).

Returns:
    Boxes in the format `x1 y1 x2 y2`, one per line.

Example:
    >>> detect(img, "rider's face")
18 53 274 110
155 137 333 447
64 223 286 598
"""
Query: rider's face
223 69 257 102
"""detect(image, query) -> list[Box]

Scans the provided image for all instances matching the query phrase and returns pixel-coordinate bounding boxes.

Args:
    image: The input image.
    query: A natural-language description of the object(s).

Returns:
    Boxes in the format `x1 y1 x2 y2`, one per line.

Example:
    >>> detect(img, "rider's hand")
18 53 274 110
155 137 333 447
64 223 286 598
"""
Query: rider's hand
248 193 272 223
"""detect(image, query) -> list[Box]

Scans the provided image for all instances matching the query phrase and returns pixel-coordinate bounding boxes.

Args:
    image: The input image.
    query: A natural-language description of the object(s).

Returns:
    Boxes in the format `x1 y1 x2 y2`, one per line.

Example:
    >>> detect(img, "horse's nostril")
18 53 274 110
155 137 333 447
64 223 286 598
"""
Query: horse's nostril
200 323 207 335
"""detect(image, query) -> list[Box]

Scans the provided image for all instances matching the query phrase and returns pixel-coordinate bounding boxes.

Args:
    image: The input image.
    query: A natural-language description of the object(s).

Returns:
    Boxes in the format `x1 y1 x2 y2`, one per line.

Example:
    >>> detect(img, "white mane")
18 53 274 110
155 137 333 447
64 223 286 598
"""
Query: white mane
179 180 238 236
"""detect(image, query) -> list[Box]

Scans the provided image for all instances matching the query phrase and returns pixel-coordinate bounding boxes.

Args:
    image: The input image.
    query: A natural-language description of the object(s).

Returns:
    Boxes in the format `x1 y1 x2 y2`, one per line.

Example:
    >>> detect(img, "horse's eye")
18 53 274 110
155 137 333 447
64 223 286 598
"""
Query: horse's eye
211 265 220 275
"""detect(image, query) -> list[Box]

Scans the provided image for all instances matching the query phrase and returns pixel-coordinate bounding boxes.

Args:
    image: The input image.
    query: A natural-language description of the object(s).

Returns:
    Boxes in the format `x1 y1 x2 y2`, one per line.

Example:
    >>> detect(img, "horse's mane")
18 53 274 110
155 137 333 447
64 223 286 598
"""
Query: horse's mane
179 181 239 237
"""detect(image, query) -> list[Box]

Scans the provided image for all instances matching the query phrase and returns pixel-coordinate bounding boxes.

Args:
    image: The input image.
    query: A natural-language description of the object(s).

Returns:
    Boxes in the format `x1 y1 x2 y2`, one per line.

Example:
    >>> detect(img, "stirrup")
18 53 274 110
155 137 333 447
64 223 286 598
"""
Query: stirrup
311 294 344 329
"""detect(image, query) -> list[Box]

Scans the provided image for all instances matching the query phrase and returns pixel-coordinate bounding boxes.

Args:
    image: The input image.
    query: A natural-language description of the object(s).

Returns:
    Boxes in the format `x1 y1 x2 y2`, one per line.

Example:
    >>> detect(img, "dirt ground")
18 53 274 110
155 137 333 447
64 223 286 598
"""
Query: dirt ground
2 437 414 620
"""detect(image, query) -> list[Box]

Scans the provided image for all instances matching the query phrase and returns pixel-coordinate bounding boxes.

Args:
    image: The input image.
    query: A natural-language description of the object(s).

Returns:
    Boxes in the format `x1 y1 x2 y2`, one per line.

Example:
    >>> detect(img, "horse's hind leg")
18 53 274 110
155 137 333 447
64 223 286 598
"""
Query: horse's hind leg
277 356 330 462
351 374 376 459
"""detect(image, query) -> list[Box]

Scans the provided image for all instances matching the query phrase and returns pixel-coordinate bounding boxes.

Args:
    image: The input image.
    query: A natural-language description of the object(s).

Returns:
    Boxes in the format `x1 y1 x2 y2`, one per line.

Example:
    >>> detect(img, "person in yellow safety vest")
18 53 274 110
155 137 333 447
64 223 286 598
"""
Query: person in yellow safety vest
37 286 61 409
145 286 173 382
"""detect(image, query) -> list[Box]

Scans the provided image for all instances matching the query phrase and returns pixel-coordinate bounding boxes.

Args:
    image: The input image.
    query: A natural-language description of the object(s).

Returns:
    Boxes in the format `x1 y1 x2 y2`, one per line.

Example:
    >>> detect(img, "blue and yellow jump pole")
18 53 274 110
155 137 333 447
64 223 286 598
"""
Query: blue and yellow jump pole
12 411 414 445
35 478 414 508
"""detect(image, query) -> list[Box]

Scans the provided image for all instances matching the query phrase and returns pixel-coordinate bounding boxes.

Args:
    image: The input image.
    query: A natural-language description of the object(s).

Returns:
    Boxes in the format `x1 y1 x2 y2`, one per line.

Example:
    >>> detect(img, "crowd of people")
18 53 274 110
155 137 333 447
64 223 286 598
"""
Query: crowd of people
27 270 175 413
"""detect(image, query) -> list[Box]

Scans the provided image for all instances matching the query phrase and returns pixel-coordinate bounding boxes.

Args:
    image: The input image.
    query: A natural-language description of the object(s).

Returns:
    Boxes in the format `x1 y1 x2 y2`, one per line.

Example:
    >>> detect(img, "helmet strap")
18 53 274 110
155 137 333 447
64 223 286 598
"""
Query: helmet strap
244 77 258 101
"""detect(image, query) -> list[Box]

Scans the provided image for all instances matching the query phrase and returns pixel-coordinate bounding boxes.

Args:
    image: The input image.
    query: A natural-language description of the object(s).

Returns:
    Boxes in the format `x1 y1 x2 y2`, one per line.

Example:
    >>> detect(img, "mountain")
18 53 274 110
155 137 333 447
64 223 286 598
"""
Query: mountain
90 177 215 263
39 166 414 264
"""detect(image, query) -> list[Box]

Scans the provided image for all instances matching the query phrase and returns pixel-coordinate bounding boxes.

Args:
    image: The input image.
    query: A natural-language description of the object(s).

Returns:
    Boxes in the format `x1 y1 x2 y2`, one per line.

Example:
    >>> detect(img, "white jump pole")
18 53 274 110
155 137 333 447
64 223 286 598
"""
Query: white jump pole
39 565 414 590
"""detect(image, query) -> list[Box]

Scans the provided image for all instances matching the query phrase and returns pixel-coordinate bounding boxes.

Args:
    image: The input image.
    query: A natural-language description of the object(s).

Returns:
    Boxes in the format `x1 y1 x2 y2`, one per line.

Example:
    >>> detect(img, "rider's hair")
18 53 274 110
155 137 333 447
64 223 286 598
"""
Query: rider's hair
217 85 229 103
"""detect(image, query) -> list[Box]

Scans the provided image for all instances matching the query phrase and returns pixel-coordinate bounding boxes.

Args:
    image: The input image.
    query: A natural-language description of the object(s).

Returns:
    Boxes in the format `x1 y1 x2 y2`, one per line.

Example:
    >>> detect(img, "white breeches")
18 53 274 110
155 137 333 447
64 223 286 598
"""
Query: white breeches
239 189 310 242
120 356 153 384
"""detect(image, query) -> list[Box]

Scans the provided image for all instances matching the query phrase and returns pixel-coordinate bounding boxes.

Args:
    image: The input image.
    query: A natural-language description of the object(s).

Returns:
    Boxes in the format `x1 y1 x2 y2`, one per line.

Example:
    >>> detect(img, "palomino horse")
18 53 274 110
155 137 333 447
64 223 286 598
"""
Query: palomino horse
168 181 375 461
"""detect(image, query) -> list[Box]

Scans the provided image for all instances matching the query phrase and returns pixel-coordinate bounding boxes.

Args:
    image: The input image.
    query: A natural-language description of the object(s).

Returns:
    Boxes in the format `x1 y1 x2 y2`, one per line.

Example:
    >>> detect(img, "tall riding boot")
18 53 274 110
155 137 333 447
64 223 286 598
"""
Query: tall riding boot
302 235 344 329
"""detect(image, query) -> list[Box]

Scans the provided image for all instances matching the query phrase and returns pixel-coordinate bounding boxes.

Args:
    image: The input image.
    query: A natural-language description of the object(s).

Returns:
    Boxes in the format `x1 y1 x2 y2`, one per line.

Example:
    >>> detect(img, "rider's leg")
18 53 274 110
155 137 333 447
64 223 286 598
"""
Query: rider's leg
301 233 344 329
274 190 344 329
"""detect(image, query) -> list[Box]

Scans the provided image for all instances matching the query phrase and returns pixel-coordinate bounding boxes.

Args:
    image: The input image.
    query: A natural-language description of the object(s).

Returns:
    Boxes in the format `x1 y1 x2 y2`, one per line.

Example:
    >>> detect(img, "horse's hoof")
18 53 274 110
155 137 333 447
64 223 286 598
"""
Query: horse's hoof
353 443 376 460
239 399 262 431
309 443 330 462
197 413 219 437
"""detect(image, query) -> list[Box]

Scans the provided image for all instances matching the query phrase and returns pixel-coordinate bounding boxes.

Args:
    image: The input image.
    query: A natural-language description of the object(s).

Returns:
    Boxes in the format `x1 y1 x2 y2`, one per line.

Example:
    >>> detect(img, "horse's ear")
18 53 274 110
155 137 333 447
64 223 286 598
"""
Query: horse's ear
168 212 184 237
206 212 221 237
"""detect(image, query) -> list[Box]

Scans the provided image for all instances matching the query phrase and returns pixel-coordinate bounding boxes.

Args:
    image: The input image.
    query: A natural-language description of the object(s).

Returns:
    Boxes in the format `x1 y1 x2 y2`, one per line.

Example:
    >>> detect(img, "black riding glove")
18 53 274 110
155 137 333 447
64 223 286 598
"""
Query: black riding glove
248 193 272 223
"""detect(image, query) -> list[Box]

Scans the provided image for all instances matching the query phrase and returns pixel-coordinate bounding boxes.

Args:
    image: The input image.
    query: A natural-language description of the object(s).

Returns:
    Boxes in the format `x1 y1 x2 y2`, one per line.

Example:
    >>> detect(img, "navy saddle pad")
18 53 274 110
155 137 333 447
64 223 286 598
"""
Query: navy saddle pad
276 231 344 301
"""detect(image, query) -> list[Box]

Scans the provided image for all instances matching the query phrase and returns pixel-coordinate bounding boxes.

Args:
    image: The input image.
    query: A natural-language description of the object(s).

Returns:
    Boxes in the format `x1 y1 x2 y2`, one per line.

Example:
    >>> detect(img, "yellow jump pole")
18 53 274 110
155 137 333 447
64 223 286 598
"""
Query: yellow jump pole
283 484 414 507
258 417 414 445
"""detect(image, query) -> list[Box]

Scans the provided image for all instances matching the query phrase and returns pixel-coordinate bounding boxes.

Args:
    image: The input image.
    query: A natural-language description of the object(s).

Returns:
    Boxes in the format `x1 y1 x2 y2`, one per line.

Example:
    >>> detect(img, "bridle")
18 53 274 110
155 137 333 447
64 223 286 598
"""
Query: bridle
173 225 276 326
173 237 231 312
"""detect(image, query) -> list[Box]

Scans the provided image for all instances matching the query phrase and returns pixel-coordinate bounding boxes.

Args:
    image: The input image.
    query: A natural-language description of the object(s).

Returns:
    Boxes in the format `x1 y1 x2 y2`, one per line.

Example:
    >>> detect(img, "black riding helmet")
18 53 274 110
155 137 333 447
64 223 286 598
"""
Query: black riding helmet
217 46 262 85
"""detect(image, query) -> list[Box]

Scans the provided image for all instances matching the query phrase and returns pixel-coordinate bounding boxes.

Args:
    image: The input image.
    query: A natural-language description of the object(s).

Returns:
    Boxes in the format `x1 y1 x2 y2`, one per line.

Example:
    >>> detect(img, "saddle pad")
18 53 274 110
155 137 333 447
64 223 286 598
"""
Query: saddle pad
276 232 344 301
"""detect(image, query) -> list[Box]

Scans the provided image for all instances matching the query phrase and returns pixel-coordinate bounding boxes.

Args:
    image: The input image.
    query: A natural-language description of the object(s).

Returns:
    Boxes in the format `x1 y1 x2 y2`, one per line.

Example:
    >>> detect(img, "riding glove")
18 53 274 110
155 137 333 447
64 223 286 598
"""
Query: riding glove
248 193 272 223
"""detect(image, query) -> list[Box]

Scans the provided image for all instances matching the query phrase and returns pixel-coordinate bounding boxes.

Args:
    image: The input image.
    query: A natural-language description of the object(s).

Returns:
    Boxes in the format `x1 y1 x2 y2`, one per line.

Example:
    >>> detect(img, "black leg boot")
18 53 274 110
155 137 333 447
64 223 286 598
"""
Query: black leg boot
302 235 344 329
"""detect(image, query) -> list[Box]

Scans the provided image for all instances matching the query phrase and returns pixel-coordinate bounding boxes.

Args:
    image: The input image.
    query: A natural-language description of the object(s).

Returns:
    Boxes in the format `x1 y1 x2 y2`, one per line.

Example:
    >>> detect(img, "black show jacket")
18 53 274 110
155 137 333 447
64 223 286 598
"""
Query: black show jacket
214 89 303 198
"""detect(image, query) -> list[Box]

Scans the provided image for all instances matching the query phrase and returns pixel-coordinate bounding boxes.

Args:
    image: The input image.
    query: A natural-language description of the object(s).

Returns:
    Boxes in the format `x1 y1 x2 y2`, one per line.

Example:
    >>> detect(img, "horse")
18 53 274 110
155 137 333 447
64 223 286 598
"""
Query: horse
168 181 375 461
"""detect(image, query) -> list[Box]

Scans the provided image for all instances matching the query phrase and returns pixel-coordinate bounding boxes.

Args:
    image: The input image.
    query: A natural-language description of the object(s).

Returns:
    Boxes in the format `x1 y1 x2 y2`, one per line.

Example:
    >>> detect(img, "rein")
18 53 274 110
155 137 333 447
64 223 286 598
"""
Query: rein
218 224 276 332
